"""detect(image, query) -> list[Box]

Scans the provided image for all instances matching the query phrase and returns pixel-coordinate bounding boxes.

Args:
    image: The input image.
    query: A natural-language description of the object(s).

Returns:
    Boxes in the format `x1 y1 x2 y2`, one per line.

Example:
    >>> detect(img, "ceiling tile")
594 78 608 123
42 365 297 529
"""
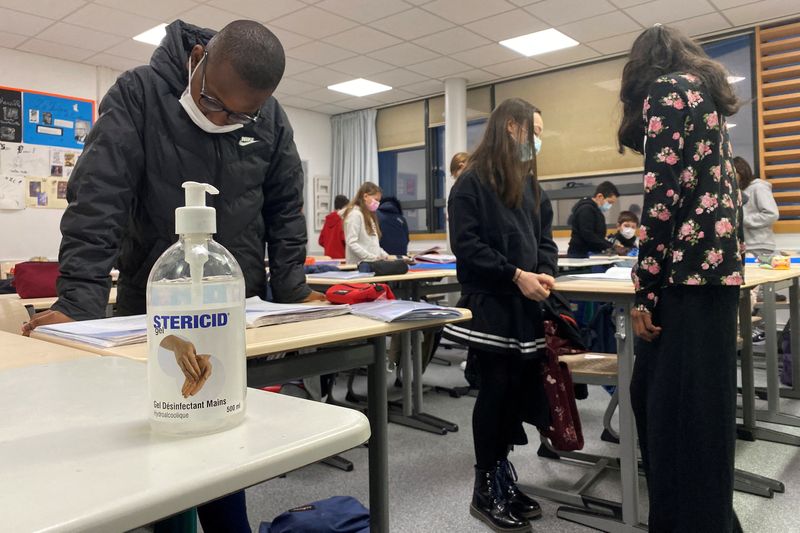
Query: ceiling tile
301 88 350 103
482 57 545 77
0 7 53 36
286 41 356 65
84 53 143 72
369 8 454 40
18 38 95 62
508 0 542 5
421 0 517 25
368 68 430 87
558 10 641 42
178 4 242 30
315 0 410 23
270 6 357 39
103 39 158 63
292 66 354 85
465 9 549 41
400 79 445 96
334 95 381 110
207 0 305 21
0 0 85 20
36 22 125 51
64 4 162 38
451 43 521 68
669 11 732 37
327 55 395 76
366 88 417 104
413 27 491 55
586 29 641 54
608 0 649 6
535 44 600 66
310 102 351 114
276 78 320 94
367 42 440 67
322 26 402 53
0 31 27 48
94 0 195 21
268 27 312 50
708 0 753 8
526 0 616 26
625 0 716 26
457 69 497 85
722 0 800 26
279 95 325 109
405 0 435 4
283 58 317 76
406 56 472 78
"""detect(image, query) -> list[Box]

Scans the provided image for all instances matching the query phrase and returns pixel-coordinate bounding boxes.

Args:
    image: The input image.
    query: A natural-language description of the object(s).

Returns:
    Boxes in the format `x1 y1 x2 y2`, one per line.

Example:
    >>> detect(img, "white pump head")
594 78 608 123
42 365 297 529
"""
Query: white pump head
175 181 218 235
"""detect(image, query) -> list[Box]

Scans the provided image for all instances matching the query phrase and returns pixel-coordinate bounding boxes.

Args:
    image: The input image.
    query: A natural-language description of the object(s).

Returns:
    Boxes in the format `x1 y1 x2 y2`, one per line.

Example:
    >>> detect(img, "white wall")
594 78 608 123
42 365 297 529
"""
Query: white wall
281 105 332 255
0 47 334 262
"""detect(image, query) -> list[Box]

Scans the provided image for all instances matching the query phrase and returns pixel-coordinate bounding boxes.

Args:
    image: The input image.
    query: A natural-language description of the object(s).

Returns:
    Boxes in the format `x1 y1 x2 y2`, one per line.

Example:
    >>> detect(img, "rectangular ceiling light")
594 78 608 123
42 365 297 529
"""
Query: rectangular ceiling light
727 76 745 84
500 28 579 57
133 23 168 46
328 78 391 97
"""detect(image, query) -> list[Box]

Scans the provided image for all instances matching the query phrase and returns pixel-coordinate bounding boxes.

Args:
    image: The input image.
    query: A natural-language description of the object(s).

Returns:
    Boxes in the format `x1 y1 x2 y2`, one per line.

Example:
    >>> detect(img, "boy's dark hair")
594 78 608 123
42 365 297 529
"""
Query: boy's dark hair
594 181 620 198
333 194 349 210
618 210 639 225
208 20 285 91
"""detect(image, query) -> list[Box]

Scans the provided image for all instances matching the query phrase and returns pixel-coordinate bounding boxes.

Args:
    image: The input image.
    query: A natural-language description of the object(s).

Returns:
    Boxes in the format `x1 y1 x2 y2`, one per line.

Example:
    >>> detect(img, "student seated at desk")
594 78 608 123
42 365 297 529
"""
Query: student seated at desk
23 18 324 533
318 194 349 259
566 181 619 258
606 210 639 256
343 182 392 264
376 196 409 257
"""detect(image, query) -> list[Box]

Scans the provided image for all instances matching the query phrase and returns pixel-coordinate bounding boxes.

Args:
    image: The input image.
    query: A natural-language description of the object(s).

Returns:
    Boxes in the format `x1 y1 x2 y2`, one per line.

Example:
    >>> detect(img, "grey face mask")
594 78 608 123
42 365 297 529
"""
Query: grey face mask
518 141 534 162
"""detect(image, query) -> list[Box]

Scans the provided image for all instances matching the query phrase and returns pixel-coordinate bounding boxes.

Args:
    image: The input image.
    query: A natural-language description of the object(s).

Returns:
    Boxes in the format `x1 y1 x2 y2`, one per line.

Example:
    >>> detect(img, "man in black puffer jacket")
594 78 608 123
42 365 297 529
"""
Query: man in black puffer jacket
25 19 322 331
566 181 619 258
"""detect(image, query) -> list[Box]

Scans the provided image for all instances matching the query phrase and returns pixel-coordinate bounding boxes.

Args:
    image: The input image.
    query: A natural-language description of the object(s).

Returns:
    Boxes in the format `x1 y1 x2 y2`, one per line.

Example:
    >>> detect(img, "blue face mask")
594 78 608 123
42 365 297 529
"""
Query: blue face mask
518 141 534 162
600 201 613 212
534 135 542 154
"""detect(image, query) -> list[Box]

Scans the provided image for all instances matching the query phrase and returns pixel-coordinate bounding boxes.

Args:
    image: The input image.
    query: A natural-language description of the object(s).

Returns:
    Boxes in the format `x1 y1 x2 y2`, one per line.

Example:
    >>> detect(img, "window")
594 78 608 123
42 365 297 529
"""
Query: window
378 147 428 232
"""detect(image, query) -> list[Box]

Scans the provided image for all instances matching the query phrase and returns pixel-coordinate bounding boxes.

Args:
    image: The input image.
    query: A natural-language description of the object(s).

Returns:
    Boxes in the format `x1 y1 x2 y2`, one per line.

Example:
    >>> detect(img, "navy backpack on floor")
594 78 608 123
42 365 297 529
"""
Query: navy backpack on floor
259 496 370 533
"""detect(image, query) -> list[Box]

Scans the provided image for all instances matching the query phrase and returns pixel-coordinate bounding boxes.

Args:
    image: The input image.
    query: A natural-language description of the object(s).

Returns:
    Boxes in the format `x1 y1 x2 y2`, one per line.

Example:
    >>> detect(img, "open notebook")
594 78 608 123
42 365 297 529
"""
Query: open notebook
350 300 463 323
560 266 633 282
36 298 351 347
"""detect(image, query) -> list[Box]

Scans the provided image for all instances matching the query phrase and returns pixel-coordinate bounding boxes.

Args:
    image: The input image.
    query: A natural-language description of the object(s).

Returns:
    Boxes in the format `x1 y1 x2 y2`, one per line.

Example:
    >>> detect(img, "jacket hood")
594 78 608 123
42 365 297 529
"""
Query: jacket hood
571 197 598 214
378 197 403 215
323 211 342 228
151 20 216 96
746 178 773 193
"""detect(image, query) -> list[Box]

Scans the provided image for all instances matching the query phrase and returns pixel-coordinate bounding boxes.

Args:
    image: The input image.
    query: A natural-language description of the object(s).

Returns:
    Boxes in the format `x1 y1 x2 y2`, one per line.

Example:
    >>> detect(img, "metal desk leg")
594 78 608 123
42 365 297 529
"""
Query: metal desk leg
779 278 800 399
410 329 459 432
558 303 646 532
368 336 389 533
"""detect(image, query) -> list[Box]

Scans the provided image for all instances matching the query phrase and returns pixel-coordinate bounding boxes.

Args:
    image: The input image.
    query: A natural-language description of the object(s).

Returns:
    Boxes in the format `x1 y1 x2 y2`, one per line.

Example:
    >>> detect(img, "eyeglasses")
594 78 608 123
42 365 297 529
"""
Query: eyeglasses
198 52 260 125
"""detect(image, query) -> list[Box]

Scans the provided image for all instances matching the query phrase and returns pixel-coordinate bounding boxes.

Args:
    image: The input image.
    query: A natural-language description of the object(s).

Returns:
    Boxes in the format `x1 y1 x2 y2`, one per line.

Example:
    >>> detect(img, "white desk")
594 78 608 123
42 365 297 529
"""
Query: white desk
0 330 98 371
1 357 370 533
0 287 117 312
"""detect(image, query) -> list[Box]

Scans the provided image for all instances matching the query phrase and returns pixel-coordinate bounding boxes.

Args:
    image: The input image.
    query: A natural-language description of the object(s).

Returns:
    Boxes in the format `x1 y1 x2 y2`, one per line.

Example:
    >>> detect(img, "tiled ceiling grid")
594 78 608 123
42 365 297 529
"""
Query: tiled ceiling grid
0 0 798 114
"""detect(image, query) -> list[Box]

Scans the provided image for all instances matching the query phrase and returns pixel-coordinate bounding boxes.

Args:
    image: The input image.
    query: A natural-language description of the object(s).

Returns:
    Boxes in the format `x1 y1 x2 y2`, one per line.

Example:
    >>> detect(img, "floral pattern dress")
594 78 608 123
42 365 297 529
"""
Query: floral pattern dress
633 72 745 311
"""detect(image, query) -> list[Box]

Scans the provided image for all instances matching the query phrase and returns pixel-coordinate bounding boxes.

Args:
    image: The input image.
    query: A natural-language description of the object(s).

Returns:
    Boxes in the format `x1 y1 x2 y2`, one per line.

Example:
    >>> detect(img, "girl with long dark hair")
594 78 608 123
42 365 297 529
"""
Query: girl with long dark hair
444 98 557 532
618 25 745 531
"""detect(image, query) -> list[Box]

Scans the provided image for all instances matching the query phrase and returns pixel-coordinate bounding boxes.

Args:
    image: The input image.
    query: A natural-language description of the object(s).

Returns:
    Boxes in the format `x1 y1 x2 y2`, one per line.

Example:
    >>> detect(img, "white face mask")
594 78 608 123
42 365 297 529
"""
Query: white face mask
621 227 637 239
179 54 243 134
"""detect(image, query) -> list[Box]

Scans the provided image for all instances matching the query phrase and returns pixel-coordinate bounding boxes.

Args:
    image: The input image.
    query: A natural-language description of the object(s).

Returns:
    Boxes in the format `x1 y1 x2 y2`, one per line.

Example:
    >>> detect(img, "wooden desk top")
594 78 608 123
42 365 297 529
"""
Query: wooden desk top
307 269 456 285
0 330 98 371
742 265 800 288
32 309 473 362
0 287 118 311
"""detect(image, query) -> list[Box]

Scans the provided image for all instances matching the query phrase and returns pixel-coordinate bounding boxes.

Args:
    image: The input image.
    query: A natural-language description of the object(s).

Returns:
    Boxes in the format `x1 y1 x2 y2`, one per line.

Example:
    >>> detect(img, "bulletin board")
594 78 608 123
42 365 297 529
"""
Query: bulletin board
0 85 94 210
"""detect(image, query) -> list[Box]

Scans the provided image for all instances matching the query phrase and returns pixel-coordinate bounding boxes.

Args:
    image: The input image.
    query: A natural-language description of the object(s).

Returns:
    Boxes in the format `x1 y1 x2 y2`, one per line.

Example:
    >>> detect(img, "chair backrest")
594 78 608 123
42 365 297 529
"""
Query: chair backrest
0 298 30 334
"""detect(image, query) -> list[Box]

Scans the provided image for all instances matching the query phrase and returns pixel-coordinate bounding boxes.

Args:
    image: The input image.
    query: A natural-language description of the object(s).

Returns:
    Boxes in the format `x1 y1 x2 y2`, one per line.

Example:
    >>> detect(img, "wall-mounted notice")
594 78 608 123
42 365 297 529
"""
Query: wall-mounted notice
0 88 22 143
22 90 94 150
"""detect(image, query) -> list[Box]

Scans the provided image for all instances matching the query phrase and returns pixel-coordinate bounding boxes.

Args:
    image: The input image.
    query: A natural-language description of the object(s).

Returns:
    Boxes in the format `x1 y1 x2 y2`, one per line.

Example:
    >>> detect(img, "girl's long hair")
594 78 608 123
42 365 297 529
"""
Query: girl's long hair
343 181 382 237
618 24 740 154
466 98 540 209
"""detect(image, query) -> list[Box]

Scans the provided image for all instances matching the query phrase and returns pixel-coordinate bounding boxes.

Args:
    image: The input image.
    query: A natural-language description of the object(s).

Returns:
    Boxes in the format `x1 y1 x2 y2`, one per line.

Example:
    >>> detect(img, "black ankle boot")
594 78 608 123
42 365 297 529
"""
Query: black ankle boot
470 467 531 532
496 459 542 520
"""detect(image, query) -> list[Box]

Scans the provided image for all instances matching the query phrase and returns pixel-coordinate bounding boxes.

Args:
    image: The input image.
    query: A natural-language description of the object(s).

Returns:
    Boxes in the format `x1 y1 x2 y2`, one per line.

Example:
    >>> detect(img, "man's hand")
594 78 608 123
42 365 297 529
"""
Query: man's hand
535 273 556 290
302 290 327 302
632 308 661 342
515 270 550 301
22 310 74 337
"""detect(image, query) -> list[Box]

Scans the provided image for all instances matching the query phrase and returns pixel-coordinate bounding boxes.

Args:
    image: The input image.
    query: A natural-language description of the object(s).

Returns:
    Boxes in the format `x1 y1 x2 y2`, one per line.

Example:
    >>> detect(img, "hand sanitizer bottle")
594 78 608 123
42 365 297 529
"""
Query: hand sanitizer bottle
147 181 246 436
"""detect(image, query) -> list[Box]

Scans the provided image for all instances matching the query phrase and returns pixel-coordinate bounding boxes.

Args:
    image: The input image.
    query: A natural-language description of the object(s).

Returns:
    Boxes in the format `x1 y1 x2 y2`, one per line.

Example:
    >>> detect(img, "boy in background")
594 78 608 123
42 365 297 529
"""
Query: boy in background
607 210 639 256
566 181 620 257
318 194 349 259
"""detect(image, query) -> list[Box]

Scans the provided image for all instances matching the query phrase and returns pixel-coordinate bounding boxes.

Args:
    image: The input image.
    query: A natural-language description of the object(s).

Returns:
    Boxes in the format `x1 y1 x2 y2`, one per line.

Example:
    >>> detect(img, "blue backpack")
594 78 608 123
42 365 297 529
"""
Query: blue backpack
259 496 370 533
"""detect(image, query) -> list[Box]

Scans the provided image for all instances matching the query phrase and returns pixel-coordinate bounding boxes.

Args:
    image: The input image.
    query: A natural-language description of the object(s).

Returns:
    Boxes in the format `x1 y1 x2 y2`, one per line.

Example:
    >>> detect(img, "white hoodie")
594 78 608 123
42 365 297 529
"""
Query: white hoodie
743 179 779 253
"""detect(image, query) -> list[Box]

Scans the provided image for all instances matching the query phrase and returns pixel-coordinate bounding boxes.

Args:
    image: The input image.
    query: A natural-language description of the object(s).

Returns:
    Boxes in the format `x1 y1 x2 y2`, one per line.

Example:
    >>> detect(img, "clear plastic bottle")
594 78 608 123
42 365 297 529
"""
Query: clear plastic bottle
147 182 246 436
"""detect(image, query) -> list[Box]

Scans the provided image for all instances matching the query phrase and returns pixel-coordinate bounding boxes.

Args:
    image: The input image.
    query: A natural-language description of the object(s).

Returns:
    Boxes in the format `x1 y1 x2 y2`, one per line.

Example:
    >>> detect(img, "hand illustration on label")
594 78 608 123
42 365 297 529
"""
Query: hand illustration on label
160 335 213 397
181 354 213 398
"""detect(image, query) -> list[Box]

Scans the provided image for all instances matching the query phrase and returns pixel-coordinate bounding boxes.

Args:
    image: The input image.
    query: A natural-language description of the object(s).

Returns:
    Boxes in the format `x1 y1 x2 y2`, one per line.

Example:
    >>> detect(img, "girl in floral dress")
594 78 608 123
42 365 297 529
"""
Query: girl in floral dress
618 25 744 532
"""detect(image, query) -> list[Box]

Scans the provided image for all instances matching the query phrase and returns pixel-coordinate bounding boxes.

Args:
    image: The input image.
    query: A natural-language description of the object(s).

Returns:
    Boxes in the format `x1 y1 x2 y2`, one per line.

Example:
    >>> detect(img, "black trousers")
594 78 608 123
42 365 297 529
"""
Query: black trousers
631 285 740 532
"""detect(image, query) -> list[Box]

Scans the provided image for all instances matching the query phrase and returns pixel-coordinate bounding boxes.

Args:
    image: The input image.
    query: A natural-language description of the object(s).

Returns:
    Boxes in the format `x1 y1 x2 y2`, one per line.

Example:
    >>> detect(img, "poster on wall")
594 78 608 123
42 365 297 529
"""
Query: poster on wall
0 142 50 177
0 88 22 143
25 175 68 209
22 90 94 150
50 148 80 179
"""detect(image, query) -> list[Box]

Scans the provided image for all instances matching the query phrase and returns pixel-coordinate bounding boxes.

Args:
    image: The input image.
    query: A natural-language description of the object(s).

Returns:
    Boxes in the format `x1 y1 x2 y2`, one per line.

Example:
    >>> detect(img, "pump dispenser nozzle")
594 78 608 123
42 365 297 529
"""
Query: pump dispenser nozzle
176 181 218 235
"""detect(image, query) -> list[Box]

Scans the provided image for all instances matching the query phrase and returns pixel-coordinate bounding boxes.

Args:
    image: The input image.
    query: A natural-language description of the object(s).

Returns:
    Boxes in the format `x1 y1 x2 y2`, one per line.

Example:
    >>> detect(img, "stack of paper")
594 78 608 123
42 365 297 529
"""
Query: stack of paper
307 271 374 280
245 297 350 327
350 300 463 323
415 253 457 264
561 266 633 282
36 315 147 348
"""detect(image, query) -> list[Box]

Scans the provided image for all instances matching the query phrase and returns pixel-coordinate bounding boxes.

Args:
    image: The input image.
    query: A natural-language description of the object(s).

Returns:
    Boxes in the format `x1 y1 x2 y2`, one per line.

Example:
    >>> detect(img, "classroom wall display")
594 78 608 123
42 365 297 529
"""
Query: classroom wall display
0 88 22 143
21 90 94 150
